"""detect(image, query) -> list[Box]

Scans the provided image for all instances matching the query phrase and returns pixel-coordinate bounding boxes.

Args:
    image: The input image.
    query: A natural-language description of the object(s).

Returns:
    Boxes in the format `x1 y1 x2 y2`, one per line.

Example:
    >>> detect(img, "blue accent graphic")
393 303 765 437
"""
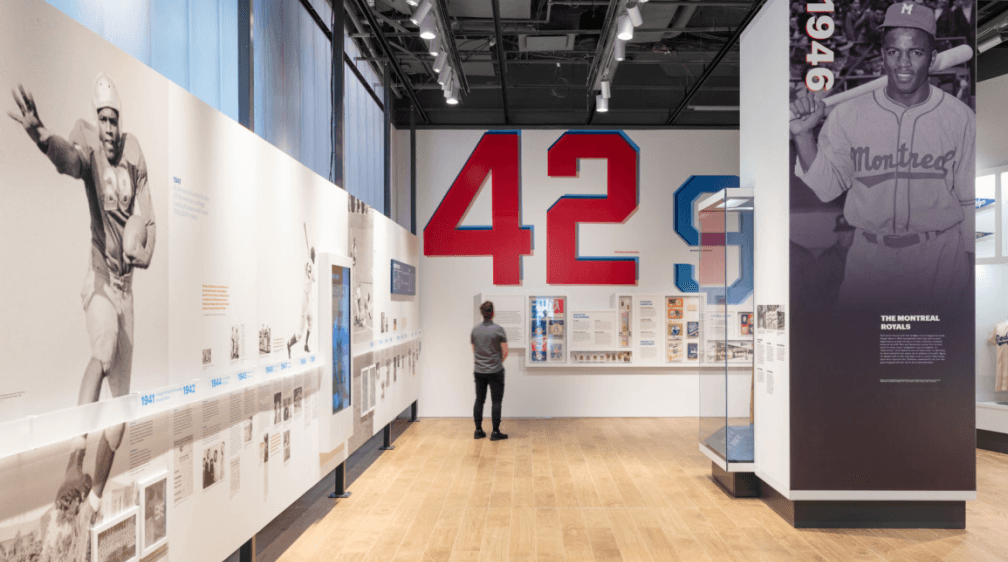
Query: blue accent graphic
672 175 753 305
332 267 352 414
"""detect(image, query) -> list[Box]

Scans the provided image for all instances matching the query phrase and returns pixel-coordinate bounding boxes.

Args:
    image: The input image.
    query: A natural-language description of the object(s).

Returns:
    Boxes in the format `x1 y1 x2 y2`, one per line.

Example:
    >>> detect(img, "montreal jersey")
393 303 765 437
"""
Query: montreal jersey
47 119 152 279
796 85 975 237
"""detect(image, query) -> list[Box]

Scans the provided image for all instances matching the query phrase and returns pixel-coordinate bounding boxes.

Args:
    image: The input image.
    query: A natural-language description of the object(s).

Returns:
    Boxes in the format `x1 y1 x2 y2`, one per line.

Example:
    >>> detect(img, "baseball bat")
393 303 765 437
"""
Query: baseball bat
823 44 973 108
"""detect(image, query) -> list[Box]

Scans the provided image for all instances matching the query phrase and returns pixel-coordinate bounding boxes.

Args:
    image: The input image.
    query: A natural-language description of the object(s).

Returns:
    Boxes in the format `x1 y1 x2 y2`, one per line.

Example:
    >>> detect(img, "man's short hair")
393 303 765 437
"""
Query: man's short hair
480 301 494 321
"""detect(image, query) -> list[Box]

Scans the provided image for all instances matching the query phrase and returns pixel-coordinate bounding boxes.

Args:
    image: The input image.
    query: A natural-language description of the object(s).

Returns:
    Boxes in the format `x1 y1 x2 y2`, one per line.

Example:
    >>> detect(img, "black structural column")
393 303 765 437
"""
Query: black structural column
328 461 352 499
410 106 416 235
331 0 344 187
383 62 391 218
238 0 253 130
380 423 395 450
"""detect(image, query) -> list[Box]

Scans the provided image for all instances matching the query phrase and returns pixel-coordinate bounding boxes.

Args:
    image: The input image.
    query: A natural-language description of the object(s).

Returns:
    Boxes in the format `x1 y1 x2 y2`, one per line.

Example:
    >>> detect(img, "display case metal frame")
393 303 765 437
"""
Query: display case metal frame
696 186 757 492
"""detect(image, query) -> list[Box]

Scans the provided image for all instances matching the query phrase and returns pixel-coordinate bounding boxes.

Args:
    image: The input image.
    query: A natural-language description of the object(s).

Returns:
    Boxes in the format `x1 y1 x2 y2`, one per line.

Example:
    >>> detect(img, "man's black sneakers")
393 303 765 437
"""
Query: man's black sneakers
474 429 487 439
490 431 508 441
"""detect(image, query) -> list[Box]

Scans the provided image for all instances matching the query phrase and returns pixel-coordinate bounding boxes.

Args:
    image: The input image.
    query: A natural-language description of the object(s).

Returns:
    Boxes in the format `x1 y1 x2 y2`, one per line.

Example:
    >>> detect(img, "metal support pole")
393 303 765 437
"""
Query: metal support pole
383 62 392 218
328 461 352 499
239 537 255 562
238 0 253 131
410 107 416 236
380 423 395 450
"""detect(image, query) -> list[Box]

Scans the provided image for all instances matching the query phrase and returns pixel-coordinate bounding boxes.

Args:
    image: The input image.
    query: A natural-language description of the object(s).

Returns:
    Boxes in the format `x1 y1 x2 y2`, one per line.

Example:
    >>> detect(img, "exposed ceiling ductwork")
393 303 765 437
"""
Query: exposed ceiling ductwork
341 0 775 127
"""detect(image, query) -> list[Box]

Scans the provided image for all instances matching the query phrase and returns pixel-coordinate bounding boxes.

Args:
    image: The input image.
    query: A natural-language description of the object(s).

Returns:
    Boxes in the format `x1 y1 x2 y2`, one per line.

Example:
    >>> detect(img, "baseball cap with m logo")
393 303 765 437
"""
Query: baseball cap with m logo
879 1 937 37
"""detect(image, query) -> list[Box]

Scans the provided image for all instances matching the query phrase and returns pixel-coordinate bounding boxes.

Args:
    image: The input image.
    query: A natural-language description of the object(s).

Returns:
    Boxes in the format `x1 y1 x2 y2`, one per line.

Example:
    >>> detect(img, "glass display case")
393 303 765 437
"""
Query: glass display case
696 186 758 496
975 166 1008 450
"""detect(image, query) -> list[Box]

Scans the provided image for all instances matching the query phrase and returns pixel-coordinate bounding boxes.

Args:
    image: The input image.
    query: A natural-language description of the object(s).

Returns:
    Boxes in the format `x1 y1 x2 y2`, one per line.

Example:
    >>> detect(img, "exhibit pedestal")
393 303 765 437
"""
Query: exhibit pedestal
977 402 1008 454
977 429 1008 454
711 462 760 498
761 485 965 529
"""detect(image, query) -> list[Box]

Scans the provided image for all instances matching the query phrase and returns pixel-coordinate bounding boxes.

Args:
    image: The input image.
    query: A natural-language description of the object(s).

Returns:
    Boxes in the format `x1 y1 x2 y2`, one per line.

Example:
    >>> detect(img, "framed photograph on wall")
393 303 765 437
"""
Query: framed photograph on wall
140 472 169 557
91 506 139 562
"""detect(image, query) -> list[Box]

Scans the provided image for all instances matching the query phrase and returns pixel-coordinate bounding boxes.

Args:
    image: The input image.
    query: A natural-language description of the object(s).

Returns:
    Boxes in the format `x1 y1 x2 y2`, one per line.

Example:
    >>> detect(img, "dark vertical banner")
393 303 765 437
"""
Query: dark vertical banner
788 0 975 491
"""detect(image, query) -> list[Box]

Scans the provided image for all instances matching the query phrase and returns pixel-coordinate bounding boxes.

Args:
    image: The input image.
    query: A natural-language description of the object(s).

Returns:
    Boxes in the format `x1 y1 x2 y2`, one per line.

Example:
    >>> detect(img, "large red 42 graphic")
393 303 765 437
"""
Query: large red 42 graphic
546 132 638 285
423 133 532 285
423 131 639 286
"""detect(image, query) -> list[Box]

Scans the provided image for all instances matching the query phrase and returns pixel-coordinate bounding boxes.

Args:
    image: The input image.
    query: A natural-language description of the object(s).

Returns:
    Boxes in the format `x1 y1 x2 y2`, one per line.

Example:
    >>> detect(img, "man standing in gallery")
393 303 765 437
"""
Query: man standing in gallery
471 301 508 440
790 2 974 309
8 74 156 521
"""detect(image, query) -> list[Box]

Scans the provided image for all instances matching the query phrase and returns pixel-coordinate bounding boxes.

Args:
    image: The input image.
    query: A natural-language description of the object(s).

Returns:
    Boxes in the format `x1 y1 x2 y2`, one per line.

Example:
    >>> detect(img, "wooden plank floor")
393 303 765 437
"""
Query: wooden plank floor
261 419 1008 562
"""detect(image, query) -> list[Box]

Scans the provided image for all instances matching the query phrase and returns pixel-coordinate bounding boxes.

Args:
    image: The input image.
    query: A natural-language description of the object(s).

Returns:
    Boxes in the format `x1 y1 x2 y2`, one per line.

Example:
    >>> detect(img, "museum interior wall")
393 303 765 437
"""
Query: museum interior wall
412 129 749 418
0 1 420 561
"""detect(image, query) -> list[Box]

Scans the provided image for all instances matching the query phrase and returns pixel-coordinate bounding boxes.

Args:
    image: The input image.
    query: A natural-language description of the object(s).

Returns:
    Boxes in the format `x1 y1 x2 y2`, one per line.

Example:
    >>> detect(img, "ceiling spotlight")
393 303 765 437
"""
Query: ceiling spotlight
428 37 440 56
406 0 419 6
614 38 626 61
445 80 459 104
639 0 648 3
433 51 447 73
627 0 643 27
410 0 433 25
439 65 453 87
596 94 609 113
419 14 437 40
600 80 611 99
617 14 633 41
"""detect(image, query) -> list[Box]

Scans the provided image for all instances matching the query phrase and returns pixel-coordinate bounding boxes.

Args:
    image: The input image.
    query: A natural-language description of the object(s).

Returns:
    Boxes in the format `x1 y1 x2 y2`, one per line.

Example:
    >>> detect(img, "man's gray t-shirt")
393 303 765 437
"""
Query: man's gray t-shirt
471 321 507 374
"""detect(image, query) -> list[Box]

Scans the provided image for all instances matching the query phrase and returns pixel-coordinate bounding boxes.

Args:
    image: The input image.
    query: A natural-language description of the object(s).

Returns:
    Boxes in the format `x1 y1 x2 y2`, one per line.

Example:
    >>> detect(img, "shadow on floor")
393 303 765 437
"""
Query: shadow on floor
223 416 414 562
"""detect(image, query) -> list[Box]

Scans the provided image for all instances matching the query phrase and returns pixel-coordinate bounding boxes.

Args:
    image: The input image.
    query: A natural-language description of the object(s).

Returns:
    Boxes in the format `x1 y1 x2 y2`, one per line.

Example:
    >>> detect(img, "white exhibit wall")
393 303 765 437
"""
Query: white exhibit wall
0 2 421 561
742 0 791 496
415 129 746 418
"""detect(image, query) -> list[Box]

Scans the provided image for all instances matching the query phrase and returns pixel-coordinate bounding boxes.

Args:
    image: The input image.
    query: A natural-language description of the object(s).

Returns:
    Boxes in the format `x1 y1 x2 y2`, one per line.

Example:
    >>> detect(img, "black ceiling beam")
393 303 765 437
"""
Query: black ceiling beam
433 0 470 93
585 0 622 91
665 0 765 125
411 83 739 90
297 0 332 40
347 0 429 123
641 0 755 4
491 0 511 124
355 26 737 38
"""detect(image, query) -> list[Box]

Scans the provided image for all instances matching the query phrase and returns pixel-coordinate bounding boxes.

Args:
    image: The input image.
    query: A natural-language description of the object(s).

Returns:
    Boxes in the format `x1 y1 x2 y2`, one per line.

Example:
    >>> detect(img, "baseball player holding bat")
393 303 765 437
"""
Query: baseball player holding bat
288 224 316 358
791 2 974 309
8 74 156 524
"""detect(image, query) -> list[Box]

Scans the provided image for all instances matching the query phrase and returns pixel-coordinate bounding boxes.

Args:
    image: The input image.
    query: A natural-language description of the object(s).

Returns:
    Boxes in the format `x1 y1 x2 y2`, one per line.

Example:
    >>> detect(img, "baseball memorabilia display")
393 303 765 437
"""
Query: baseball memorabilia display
91 506 139 562
139 473 168 557
788 0 975 492
528 296 566 363
665 296 701 365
